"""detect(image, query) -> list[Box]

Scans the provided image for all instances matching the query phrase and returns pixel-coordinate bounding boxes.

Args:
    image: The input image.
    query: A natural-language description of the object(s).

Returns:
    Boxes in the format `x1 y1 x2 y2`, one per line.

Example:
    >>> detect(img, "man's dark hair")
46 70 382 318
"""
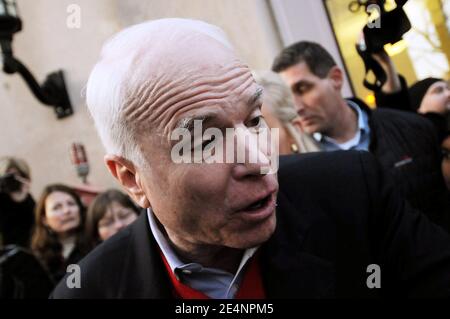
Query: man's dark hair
272 41 337 78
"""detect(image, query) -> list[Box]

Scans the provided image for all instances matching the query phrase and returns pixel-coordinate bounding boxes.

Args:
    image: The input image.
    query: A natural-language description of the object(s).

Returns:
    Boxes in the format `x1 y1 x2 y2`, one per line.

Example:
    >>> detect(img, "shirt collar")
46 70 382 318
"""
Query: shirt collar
313 100 369 144
147 209 257 278
347 99 368 134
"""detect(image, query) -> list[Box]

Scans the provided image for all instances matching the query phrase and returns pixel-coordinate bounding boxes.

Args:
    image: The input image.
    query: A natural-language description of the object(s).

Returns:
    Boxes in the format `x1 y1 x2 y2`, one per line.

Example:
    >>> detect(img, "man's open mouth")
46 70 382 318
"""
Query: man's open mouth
234 191 277 223
245 194 272 211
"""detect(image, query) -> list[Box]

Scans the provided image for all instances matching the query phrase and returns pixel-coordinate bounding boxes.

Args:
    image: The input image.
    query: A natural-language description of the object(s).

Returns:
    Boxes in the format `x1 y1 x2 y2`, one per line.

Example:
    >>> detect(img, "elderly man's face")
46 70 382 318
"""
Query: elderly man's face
125 40 278 250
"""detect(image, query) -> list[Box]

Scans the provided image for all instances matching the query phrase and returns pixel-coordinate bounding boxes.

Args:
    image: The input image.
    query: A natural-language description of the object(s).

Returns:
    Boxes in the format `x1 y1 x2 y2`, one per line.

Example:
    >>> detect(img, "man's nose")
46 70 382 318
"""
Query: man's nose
232 127 272 179
233 161 269 179
293 95 306 115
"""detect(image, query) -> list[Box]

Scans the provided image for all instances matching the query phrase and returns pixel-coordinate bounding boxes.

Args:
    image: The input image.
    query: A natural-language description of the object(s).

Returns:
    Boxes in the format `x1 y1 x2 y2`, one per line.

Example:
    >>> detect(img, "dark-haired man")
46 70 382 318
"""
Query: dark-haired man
272 41 450 229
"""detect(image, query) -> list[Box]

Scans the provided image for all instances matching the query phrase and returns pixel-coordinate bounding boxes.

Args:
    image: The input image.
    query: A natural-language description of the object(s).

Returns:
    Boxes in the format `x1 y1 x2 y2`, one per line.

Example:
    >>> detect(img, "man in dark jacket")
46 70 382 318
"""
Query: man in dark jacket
272 41 449 230
51 151 450 298
51 19 450 299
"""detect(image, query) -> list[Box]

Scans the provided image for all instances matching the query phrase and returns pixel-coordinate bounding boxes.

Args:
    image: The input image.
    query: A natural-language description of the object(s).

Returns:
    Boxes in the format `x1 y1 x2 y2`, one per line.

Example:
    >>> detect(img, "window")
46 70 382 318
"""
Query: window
324 0 450 106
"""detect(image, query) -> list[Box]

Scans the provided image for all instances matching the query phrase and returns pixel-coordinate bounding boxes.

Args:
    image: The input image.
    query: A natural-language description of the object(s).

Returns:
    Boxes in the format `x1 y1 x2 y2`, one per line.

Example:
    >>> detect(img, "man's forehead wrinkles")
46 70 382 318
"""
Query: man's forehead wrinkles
161 96 229 138
143 83 235 134
163 80 259 138
124 65 254 134
232 74 256 102
159 74 256 136
122 74 185 123
127 58 247 110
123 61 248 122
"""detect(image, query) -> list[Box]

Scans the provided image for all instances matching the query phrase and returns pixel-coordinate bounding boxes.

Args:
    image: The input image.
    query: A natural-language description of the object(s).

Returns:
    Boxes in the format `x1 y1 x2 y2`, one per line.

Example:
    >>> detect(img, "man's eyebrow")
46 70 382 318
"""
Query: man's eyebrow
248 87 263 106
175 114 218 132
291 79 312 91
174 89 263 133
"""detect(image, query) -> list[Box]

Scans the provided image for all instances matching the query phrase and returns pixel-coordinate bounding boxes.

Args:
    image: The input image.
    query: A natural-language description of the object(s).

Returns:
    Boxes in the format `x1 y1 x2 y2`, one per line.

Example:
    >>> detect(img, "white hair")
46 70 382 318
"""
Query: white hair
86 18 234 167
253 70 321 153
252 70 298 123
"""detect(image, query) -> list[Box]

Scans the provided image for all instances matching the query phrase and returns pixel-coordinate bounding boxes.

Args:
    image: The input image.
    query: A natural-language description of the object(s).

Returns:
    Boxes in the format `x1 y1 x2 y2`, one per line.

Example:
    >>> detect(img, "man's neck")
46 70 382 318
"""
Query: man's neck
164 228 244 274
326 100 358 144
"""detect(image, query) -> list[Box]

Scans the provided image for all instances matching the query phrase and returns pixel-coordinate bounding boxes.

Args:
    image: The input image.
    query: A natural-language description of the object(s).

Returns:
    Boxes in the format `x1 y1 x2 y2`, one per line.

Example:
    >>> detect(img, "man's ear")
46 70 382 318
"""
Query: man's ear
327 66 344 91
105 155 150 208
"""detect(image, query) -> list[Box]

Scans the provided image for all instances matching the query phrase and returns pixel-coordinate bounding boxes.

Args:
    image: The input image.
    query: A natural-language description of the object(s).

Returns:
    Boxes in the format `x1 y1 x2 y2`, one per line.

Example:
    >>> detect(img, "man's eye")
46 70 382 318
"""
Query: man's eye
202 136 216 150
295 84 308 95
248 116 264 129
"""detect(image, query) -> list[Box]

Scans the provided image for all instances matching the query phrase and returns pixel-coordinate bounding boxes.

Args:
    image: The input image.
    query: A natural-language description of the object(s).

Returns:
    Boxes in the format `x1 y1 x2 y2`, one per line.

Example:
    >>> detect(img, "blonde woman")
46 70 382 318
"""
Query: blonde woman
253 70 320 155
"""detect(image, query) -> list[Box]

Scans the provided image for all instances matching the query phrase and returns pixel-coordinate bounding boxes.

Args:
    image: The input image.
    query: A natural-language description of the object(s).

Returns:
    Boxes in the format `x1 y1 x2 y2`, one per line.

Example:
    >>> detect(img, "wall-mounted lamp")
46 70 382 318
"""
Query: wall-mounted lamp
0 0 73 119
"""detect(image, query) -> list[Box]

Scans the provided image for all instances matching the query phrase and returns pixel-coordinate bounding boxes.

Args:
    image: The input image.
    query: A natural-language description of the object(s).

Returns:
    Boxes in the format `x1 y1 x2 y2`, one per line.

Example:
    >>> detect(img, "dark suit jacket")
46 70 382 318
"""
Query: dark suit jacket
51 151 450 298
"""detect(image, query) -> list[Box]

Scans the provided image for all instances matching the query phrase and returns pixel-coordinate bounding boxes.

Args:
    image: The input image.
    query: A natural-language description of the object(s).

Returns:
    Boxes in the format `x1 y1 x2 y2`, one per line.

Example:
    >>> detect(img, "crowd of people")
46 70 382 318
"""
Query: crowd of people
0 157 141 297
0 17 450 299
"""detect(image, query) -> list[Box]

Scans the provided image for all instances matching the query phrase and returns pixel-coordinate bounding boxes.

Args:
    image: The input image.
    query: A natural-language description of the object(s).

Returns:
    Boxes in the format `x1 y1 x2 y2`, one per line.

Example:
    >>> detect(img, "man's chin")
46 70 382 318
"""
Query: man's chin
302 125 319 135
227 214 277 249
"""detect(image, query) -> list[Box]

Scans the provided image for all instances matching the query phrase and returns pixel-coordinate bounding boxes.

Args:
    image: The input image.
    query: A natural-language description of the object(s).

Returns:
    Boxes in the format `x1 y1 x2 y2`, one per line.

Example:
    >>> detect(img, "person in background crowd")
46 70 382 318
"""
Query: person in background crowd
272 41 450 231
373 50 450 140
409 79 450 194
31 184 86 283
442 137 450 190
372 51 450 193
85 189 139 250
0 157 35 248
253 70 320 155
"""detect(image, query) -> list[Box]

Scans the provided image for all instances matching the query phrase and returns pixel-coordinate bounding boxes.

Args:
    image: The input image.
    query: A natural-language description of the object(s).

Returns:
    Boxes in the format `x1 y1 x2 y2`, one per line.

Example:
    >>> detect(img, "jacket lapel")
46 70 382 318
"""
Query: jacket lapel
117 212 173 298
261 190 336 298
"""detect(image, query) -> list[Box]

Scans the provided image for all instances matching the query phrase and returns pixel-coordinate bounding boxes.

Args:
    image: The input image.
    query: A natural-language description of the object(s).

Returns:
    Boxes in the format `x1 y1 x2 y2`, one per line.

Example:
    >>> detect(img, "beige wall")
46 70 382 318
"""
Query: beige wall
0 0 283 198
269 0 354 97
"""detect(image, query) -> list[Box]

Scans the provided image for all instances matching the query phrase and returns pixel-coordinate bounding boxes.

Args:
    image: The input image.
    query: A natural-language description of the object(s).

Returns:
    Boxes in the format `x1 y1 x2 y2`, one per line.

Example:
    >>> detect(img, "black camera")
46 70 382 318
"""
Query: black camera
353 0 411 90
362 0 411 53
0 173 22 193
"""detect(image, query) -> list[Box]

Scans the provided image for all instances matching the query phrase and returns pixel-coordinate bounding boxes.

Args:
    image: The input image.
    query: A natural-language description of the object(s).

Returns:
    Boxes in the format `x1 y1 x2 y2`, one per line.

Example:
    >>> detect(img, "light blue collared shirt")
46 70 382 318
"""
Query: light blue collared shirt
147 209 257 299
313 100 371 151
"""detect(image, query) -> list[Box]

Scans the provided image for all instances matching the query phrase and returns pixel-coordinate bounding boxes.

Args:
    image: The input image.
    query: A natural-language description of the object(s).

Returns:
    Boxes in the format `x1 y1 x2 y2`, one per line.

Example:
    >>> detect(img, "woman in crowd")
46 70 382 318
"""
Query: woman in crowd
31 184 86 283
84 189 139 250
0 157 35 248
253 70 321 154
